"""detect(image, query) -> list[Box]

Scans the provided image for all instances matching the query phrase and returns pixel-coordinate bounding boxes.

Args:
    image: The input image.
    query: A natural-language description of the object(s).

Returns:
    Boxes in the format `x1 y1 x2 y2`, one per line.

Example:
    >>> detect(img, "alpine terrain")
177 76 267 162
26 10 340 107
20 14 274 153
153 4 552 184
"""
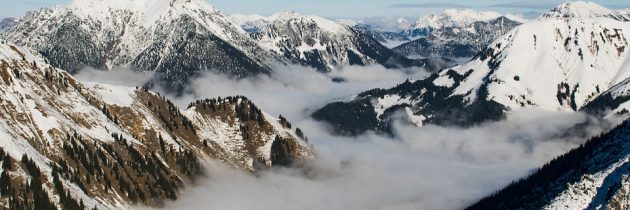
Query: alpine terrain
234 12 432 72
467 119 630 210
3 0 284 92
314 2 630 135
394 16 523 58
0 39 312 209
0 17 18 32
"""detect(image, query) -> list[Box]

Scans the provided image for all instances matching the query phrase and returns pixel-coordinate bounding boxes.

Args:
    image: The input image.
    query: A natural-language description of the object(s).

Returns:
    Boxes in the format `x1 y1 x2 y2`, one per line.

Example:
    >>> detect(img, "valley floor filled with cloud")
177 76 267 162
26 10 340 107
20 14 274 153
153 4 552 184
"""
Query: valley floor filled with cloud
77 64 618 210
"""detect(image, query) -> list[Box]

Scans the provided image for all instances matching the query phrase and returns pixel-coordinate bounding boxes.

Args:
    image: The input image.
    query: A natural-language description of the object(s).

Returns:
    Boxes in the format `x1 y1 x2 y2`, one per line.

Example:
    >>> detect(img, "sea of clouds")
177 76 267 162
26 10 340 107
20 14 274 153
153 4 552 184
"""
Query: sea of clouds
77 64 612 210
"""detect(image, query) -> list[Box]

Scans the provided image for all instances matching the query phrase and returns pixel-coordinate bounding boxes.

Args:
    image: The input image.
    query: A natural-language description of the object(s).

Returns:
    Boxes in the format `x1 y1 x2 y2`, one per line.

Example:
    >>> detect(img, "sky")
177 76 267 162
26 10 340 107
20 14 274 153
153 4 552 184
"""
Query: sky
1 0 630 19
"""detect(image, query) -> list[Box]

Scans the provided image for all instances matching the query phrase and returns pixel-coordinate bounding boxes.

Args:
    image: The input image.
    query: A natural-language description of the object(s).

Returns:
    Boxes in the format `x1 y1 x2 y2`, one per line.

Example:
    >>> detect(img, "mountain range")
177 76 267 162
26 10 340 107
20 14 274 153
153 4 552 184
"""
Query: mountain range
314 1 630 135
2 0 630 209
340 9 526 59
235 11 429 72
3 1 433 93
393 16 522 58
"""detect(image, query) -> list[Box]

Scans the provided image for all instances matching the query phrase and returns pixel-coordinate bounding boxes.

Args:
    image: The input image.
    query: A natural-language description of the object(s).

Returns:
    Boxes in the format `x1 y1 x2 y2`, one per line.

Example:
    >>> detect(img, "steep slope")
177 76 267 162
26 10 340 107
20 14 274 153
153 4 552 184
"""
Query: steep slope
3 0 284 92
582 77 630 119
313 2 630 135
0 41 312 209
394 16 522 58
247 12 429 72
621 9 630 20
466 119 630 210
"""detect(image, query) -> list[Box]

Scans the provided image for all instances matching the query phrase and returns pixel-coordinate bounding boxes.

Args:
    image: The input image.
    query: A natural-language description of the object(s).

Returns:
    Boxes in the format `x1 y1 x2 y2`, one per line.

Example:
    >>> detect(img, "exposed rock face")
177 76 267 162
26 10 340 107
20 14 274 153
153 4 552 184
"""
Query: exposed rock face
3 0 283 92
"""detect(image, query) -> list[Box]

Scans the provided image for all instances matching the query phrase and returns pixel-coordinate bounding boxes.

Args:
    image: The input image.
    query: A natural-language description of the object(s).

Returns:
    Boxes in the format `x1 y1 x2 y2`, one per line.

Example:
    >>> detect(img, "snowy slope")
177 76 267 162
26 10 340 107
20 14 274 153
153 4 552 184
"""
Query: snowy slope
0 41 312 208
3 0 284 92
394 16 522 58
441 1 630 111
247 12 428 71
467 120 630 210
400 9 525 39
314 1 630 135
230 13 269 33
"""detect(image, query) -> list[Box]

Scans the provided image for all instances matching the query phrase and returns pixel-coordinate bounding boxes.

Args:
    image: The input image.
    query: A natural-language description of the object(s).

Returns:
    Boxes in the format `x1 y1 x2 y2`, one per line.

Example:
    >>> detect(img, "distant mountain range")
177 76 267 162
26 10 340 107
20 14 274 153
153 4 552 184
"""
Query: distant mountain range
233 12 429 72
2 1 432 93
334 9 526 59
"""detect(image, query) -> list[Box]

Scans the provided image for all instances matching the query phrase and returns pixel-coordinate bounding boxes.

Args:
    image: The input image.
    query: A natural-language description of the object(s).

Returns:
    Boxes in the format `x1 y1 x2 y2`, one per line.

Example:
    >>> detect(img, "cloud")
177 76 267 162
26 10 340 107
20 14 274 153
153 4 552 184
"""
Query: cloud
388 3 468 9
171 64 429 121
124 63 614 210
74 67 155 87
154 109 608 210
488 1 557 9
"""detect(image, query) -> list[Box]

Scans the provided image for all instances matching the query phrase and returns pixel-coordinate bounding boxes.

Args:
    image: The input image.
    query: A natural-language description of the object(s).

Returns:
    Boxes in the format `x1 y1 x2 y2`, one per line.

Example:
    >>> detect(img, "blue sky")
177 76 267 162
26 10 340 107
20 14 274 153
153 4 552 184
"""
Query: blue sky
1 0 629 19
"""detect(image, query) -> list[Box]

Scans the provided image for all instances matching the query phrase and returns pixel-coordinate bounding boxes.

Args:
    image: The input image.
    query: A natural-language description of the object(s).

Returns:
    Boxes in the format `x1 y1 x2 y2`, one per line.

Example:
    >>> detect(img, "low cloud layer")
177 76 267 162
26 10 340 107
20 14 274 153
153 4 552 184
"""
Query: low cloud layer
72 64 612 210
74 67 155 87
161 110 604 210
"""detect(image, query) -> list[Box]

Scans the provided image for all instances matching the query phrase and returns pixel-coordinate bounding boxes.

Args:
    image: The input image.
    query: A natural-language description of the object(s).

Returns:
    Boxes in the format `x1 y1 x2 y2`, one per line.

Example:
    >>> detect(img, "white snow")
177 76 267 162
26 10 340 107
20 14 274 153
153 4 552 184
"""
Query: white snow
438 6 630 111
84 82 136 107
24 99 59 141
544 156 630 210
405 107 426 126
409 9 520 30
373 95 411 118
542 1 618 19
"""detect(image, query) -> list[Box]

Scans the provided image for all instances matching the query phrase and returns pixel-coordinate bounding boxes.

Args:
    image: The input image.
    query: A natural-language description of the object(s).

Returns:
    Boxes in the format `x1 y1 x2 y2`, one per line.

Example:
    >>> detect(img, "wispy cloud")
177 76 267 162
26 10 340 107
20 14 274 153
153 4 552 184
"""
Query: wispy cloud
488 1 557 9
388 3 468 9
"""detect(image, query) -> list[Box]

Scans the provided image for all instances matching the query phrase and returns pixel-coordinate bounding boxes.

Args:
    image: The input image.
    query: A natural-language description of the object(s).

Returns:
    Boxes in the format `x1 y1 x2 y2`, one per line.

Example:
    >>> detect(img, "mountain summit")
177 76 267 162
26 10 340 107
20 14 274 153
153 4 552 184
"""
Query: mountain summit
542 1 625 19
4 0 283 92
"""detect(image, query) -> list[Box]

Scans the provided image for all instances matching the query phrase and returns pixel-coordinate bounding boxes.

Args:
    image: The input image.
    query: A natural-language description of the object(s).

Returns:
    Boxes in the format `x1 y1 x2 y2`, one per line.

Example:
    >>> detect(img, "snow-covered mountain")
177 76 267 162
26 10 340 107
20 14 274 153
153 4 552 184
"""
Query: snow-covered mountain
246 12 428 72
467 119 630 210
3 0 285 92
400 9 525 39
230 13 269 33
621 9 630 20
349 23 410 48
0 17 19 32
313 1 630 135
394 16 522 58
334 19 411 48
0 40 312 208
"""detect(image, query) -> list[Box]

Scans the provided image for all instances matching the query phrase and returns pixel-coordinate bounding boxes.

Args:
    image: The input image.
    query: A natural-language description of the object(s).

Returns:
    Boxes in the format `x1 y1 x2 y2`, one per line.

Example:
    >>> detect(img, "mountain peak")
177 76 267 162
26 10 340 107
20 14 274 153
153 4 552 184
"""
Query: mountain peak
67 0 218 21
411 9 506 30
542 1 616 19
266 11 348 33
